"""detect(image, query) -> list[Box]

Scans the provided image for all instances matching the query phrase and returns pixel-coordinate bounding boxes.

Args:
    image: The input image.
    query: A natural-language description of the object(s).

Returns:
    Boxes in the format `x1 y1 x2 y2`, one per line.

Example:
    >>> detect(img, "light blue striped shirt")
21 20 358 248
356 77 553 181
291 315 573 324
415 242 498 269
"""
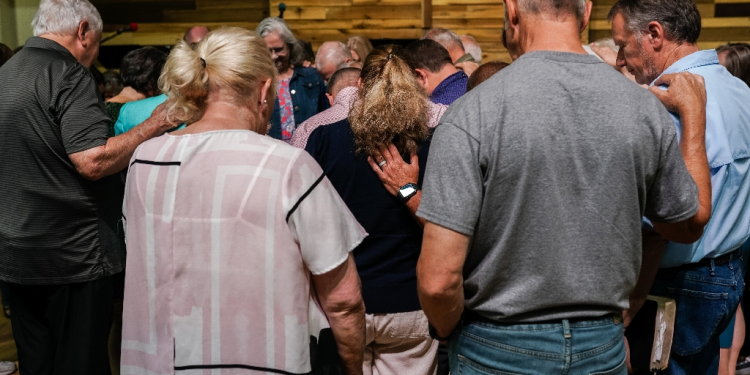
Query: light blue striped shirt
654 50 750 267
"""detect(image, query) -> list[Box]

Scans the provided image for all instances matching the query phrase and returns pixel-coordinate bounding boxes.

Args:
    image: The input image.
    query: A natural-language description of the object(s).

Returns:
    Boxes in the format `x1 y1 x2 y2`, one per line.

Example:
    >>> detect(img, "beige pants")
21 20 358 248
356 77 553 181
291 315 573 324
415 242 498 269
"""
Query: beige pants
363 310 439 375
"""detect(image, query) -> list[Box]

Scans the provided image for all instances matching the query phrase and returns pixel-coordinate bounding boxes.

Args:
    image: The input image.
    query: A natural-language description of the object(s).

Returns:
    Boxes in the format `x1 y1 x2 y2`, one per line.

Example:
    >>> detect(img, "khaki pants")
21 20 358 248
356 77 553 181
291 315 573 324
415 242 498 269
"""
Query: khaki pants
363 310 439 375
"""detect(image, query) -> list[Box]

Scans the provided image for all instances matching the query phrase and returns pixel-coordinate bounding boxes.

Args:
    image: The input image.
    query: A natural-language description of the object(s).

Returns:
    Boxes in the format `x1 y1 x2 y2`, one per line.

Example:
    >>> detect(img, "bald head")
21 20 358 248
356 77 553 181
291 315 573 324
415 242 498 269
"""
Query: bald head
327 67 360 99
316 41 353 82
184 26 210 47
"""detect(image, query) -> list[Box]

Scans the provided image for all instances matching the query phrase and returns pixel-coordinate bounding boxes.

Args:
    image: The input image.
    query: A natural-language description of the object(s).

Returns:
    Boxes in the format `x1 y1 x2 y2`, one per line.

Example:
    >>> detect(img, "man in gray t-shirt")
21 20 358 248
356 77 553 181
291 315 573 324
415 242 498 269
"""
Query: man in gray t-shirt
415 0 711 373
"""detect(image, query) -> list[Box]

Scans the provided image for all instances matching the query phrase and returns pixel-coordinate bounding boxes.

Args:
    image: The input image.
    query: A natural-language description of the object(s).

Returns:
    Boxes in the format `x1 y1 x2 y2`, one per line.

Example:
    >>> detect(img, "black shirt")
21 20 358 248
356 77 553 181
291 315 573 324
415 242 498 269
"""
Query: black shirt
0 37 124 285
305 119 431 314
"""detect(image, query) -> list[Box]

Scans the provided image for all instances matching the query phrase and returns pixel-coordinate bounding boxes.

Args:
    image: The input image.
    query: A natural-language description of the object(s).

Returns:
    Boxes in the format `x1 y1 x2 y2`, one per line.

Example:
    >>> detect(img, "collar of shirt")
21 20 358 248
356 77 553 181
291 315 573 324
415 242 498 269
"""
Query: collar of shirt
333 86 358 108
650 49 719 85
430 70 468 106
24 37 77 61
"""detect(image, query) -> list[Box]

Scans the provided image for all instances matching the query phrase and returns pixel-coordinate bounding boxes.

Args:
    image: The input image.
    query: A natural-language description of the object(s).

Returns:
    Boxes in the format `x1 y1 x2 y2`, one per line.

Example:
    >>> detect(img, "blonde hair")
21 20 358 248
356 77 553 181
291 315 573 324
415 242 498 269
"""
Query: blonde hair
159 27 277 124
345 36 373 62
349 45 430 158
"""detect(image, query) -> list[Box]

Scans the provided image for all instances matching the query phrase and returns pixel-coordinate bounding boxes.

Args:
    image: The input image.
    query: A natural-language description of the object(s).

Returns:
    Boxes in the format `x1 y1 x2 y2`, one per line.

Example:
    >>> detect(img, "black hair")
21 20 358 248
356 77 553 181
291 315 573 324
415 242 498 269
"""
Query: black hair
120 47 168 97
405 39 454 73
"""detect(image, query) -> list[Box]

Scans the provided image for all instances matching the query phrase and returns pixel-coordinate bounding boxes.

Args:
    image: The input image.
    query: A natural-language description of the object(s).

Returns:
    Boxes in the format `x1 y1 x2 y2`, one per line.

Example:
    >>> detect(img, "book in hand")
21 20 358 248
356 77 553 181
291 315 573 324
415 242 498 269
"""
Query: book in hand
624 295 676 373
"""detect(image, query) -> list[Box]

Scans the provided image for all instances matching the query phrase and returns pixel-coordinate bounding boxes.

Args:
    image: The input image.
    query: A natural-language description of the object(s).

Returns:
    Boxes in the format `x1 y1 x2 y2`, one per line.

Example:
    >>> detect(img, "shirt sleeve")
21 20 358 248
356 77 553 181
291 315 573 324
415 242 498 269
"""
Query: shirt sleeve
417 121 483 236
644 107 700 223
57 67 110 154
284 150 367 275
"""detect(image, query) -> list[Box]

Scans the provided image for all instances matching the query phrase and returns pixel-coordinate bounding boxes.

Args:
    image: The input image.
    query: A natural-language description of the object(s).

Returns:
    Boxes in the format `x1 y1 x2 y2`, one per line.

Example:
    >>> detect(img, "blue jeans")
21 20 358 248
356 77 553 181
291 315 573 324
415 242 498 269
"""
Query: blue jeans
449 314 626 374
649 255 743 375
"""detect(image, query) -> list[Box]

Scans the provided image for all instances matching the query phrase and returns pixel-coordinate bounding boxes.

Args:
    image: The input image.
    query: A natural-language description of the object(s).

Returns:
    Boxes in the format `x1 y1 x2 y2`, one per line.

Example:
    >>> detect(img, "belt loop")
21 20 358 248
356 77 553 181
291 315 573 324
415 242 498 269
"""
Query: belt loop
563 319 571 339
730 253 734 270
710 259 716 276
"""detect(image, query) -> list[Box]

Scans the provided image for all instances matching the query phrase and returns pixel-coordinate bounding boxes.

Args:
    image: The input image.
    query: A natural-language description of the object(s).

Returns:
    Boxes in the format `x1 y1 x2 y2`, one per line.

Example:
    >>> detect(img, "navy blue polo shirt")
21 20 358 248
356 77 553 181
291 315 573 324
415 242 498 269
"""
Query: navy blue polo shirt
305 119 432 314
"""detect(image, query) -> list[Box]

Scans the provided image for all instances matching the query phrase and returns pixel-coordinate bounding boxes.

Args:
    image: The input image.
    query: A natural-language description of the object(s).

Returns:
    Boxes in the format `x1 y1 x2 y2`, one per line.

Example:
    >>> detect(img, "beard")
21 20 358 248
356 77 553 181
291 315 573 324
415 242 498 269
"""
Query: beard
635 44 660 85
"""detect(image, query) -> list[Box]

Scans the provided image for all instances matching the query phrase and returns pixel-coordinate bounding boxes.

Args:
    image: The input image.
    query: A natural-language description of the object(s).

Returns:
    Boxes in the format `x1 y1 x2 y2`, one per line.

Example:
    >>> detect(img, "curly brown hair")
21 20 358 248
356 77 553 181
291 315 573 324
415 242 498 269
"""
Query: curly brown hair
349 44 430 158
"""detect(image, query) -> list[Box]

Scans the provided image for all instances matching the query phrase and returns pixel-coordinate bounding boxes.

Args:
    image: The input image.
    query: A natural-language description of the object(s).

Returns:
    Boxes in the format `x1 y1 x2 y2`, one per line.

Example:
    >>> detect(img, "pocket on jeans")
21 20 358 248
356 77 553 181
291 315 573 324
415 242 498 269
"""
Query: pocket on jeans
589 358 626 375
667 287 728 356
457 355 526 375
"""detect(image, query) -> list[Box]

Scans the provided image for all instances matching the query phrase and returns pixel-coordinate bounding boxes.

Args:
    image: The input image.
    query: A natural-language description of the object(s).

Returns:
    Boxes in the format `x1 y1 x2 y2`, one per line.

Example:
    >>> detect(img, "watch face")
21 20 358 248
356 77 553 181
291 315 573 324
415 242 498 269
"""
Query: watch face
400 185 417 197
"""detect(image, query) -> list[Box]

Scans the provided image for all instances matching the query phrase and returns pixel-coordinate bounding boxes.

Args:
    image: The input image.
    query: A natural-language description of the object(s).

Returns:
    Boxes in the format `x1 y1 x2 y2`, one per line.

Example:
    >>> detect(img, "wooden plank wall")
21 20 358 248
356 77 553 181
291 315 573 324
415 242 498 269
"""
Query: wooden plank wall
93 0 750 63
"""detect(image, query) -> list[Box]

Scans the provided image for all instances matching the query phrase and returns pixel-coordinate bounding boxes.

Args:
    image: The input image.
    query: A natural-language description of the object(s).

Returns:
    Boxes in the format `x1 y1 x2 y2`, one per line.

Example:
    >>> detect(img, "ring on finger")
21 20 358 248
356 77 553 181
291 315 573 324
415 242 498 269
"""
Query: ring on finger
378 160 387 168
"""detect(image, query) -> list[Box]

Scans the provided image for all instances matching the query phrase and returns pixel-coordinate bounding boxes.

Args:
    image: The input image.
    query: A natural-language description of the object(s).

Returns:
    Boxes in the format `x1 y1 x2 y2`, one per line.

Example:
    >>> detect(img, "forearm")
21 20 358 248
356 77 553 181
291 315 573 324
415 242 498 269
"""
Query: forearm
417 223 470 338
418 279 464 339
678 105 712 230
404 192 426 227
625 229 668 326
327 303 366 375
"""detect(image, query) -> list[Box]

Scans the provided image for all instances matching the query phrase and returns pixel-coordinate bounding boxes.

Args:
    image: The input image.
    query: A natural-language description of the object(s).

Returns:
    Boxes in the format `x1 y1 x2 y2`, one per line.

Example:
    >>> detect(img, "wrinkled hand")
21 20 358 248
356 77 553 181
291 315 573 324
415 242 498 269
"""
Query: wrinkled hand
456 61 479 77
649 72 707 116
589 42 618 68
147 102 179 132
367 143 419 196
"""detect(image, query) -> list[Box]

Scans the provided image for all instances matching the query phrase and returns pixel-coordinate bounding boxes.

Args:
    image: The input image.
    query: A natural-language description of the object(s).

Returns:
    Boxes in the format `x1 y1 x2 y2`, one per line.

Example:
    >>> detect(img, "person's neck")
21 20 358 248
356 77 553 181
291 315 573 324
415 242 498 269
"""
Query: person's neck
428 64 459 95
516 15 587 56
39 33 82 63
278 65 294 80
107 86 146 104
173 90 263 135
656 42 700 75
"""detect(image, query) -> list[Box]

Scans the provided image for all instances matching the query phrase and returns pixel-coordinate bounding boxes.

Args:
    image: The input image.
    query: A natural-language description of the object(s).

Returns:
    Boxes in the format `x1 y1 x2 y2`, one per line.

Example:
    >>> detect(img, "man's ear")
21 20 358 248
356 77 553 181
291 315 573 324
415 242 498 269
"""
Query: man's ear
580 1 593 33
505 0 520 29
414 68 429 87
646 21 665 50
326 93 334 106
77 21 90 47
357 77 362 88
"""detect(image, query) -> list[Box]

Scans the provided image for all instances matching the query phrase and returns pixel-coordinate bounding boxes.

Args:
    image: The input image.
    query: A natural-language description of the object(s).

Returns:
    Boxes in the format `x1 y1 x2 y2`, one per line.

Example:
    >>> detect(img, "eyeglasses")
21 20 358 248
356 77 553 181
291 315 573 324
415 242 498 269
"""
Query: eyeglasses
268 46 287 55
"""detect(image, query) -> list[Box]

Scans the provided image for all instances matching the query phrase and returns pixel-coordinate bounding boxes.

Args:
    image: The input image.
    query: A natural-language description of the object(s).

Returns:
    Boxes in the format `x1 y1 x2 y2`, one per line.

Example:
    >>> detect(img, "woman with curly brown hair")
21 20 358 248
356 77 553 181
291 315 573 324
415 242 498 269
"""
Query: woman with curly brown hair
305 44 446 375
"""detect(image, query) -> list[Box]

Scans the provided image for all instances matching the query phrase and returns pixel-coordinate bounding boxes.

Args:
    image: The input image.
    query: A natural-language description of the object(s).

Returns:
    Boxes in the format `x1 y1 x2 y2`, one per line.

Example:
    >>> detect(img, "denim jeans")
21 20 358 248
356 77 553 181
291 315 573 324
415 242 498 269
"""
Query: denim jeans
448 314 626 375
649 255 744 375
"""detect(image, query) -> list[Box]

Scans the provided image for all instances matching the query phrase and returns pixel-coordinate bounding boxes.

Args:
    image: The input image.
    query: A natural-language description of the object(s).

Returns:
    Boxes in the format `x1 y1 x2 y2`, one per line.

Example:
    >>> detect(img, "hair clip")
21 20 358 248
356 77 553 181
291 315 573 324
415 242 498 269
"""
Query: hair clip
385 53 393 61
200 58 206 68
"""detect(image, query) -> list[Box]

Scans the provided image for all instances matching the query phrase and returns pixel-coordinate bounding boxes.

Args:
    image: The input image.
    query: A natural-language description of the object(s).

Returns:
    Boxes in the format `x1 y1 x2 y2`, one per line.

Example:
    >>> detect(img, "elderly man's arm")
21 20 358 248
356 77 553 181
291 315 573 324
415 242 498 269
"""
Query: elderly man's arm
69 103 176 181
311 254 365 375
649 72 711 244
417 222 470 340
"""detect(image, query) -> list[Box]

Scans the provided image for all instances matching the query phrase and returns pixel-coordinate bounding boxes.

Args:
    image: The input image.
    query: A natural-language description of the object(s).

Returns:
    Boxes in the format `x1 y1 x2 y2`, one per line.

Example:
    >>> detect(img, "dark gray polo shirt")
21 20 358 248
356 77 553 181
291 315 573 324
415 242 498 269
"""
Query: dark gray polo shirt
0 37 124 285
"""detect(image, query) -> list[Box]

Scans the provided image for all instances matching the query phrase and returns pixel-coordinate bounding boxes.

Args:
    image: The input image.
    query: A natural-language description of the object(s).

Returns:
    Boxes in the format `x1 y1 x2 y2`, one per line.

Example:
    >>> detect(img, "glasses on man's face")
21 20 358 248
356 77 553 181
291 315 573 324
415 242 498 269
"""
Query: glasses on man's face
268 46 286 56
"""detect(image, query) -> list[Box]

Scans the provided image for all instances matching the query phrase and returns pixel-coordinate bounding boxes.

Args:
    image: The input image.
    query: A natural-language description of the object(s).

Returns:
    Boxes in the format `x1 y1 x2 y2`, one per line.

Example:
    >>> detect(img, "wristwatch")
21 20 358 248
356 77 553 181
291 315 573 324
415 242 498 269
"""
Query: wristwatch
397 183 420 203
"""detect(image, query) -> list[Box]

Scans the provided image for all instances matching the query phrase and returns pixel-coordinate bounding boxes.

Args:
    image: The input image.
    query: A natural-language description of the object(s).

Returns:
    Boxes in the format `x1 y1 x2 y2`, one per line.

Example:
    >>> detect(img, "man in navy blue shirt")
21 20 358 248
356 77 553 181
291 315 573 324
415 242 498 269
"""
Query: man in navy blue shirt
406 39 468 106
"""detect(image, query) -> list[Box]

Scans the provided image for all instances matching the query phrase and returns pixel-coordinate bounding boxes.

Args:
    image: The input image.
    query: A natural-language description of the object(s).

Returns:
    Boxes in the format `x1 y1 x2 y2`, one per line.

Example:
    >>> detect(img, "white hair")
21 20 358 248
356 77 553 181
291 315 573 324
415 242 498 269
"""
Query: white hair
32 0 103 37
315 41 351 69
460 35 482 64
422 28 464 53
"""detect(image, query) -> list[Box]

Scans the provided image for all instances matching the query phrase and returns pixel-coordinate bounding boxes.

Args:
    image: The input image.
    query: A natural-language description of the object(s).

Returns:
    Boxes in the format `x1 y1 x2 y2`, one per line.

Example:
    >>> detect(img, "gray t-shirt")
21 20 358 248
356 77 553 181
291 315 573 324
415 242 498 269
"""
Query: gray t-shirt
417 51 699 323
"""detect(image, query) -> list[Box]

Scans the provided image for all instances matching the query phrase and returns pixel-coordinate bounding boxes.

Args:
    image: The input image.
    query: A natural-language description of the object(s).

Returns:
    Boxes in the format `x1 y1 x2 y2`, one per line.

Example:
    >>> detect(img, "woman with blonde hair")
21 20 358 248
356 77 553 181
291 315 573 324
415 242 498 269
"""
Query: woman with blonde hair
120 27 367 375
305 44 445 375
346 35 374 62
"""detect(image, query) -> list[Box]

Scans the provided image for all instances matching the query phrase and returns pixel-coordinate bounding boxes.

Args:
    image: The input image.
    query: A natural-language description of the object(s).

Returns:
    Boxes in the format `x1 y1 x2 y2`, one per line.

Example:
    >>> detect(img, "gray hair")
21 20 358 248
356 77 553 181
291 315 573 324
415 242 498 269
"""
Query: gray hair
255 17 302 64
32 0 103 37
607 0 701 44
519 0 587 20
315 41 352 69
460 35 482 64
422 28 465 53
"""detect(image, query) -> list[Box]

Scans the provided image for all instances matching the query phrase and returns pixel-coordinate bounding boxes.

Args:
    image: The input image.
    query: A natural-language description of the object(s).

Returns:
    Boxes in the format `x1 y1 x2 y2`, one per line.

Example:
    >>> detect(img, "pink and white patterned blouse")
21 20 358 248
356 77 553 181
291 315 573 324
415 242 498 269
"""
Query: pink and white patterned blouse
120 130 366 374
